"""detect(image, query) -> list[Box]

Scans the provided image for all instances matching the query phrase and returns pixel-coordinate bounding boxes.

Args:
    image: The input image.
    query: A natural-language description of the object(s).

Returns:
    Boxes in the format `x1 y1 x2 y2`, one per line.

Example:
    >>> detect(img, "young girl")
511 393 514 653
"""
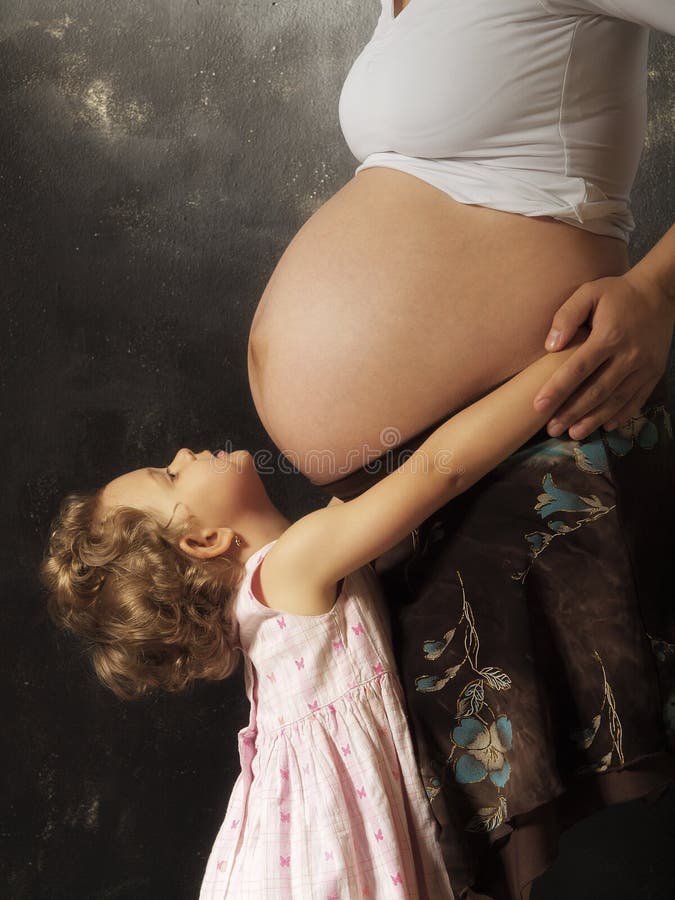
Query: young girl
39 333 586 899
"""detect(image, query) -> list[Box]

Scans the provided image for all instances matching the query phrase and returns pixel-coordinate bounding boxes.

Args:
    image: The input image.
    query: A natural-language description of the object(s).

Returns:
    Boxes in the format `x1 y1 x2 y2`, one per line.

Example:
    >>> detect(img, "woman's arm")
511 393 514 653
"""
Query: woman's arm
540 0 675 34
616 223 675 310
270 330 589 605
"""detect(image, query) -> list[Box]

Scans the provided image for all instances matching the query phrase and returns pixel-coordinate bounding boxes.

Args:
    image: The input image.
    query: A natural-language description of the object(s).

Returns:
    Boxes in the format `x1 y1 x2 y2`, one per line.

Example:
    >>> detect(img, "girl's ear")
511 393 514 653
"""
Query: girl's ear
178 526 236 560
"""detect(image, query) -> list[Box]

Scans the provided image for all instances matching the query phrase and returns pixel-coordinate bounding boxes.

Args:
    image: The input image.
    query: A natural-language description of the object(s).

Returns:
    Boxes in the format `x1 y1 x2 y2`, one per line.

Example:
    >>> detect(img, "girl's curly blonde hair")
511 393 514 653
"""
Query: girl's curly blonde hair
39 487 245 702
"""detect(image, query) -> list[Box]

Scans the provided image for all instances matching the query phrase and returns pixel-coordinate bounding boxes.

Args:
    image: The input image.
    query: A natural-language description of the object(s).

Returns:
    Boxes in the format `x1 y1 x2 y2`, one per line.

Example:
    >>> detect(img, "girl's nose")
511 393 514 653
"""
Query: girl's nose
173 448 196 468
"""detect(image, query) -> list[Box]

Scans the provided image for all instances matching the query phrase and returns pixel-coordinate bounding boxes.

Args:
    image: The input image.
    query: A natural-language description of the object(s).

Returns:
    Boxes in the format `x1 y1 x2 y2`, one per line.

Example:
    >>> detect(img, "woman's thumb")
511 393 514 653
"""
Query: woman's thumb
545 283 596 350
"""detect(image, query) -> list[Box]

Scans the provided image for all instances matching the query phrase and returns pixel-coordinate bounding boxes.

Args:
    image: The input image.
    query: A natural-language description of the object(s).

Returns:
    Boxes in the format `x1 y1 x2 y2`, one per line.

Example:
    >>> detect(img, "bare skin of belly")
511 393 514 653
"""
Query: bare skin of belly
247 166 630 486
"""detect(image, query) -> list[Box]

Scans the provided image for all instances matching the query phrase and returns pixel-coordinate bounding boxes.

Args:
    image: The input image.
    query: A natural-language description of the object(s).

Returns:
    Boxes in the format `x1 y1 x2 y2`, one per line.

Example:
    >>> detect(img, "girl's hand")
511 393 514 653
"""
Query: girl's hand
533 272 675 440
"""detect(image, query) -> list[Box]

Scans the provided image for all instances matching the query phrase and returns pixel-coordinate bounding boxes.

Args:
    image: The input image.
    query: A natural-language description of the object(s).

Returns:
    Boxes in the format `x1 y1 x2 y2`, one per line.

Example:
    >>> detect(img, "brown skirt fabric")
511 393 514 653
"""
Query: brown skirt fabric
318 375 675 900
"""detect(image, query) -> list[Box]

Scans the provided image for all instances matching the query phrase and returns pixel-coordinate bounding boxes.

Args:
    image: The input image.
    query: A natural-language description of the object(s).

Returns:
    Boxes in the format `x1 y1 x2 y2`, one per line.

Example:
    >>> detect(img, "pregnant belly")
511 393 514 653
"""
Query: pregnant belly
248 166 629 486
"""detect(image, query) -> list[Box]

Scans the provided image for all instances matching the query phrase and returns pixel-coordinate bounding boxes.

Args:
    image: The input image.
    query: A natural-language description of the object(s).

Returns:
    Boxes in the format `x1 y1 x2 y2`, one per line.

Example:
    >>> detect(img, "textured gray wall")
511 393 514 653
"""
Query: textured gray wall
1 2 673 898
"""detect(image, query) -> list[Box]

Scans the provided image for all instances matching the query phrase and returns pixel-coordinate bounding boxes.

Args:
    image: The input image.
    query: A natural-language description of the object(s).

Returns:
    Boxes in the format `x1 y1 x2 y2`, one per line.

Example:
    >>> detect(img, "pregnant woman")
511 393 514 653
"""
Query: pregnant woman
247 1 675 898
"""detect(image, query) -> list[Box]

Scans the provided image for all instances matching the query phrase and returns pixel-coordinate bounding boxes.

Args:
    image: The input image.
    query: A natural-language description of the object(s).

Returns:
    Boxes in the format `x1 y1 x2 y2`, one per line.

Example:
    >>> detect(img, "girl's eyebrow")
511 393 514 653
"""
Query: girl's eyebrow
146 467 163 485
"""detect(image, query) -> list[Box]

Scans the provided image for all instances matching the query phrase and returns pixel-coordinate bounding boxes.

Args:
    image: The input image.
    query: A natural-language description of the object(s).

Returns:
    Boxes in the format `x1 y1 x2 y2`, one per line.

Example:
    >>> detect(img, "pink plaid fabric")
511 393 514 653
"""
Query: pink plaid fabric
199 540 453 899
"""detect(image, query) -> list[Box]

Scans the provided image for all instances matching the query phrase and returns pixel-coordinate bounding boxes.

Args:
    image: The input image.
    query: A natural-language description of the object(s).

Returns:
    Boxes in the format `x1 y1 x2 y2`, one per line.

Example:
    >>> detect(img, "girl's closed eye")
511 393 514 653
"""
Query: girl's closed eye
166 467 176 481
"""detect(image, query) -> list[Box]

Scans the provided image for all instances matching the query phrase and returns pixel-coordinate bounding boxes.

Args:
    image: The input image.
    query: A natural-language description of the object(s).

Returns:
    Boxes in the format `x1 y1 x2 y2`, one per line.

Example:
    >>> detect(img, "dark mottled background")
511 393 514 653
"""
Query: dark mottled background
1 2 673 898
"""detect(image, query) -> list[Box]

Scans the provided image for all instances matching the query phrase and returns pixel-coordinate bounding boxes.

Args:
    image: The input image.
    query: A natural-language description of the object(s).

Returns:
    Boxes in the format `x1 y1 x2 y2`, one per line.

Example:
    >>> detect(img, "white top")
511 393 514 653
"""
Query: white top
338 0 675 243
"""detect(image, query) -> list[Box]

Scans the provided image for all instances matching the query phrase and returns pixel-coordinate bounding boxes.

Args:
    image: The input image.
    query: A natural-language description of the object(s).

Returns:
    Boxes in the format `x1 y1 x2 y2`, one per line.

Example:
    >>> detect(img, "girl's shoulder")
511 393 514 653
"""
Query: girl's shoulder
239 538 350 620
236 539 391 655
257 539 346 617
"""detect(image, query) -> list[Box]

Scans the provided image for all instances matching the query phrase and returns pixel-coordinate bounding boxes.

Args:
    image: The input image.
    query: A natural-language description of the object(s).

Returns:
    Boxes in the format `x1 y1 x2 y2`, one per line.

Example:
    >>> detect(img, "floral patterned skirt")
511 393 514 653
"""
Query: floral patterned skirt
319 375 675 900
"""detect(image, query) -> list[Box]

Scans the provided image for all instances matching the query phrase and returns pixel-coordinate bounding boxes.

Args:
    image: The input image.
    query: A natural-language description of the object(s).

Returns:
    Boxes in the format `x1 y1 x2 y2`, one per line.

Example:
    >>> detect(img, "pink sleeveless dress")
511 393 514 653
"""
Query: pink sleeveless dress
199 539 453 899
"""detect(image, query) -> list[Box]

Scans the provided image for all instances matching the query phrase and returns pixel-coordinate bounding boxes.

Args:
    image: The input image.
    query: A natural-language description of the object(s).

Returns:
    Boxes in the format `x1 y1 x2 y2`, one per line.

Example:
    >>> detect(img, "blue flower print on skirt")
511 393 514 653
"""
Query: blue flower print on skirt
452 715 513 787
321 376 675 899
371 379 675 898
414 569 515 832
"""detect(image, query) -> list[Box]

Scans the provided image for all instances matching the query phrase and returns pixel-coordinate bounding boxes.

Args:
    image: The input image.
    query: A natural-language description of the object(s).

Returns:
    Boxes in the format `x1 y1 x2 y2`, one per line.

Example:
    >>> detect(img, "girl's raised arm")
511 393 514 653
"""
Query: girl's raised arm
270 329 590 605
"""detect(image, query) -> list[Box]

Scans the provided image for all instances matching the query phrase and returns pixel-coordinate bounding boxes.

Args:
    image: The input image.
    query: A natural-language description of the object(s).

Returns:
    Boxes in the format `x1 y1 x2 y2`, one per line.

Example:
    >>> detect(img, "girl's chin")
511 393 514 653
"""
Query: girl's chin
214 448 250 459
227 449 253 468
211 449 252 472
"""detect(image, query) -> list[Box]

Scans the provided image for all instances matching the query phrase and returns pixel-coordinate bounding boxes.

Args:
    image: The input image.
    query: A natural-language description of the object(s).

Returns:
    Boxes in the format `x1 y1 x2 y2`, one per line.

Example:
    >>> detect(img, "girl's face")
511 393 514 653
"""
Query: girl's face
99 447 257 532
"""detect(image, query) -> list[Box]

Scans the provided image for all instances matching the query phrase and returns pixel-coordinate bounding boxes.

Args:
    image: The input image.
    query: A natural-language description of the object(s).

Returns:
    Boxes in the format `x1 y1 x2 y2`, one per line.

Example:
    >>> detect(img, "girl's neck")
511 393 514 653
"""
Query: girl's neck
237 506 292 565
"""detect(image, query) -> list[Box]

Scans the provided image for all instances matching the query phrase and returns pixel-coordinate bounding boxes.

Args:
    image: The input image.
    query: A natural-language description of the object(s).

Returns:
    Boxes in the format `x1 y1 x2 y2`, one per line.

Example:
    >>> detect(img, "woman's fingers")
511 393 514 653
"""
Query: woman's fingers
546 360 642 440
602 377 658 432
533 336 614 434
561 371 653 439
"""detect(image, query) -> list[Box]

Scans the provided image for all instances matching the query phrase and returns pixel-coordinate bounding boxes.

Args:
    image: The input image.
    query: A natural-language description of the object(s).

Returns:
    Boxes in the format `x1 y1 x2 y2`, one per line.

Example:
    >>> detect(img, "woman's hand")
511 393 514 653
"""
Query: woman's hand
532 272 675 440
